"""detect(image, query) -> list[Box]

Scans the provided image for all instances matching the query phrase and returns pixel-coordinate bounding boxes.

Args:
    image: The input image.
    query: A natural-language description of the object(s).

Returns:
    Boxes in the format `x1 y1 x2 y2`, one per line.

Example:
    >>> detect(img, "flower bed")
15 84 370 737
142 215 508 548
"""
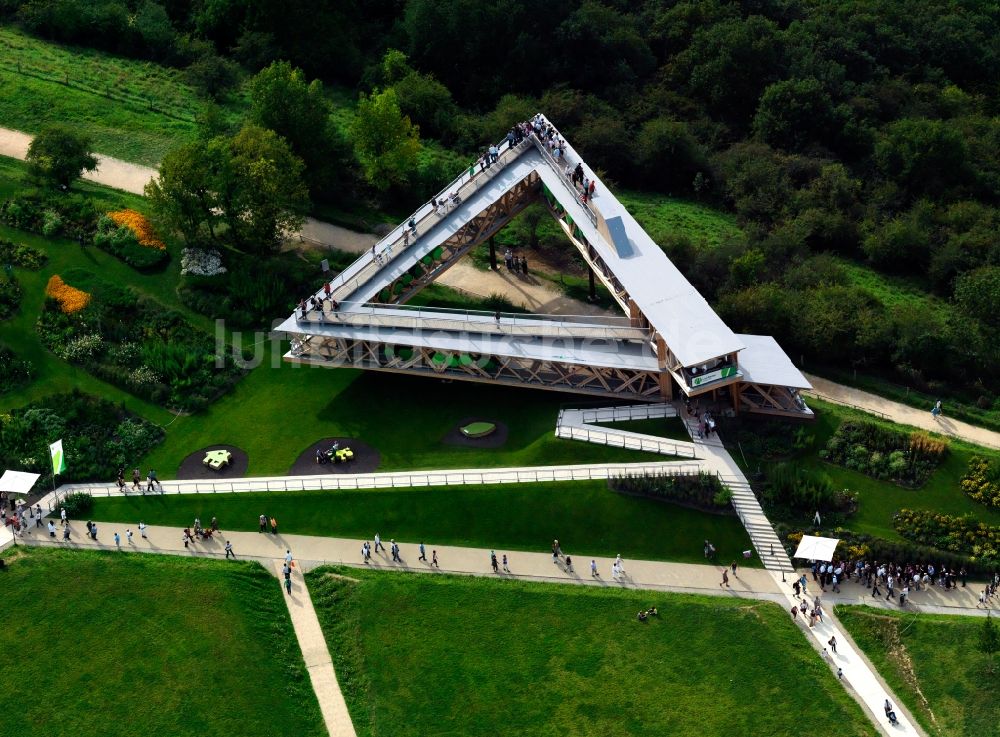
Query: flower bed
610 470 733 512
820 420 948 487
0 390 163 484
893 508 1000 564
94 213 169 270
0 239 46 270
107 209 165 250
961 456 1000 508
45 274 91 314
762 462 856 516
37 270 246 412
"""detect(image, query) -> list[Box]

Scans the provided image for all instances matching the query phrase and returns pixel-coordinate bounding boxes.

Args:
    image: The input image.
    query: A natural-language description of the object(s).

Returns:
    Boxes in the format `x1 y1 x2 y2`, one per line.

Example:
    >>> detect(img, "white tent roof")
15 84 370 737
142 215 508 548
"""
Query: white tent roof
0 470 41 495
793 535 841 562
0 524 13 551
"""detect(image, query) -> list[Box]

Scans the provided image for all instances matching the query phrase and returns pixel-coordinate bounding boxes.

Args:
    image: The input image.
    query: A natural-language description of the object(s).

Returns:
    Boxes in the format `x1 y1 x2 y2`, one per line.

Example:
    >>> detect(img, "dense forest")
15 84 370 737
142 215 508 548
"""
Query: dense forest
4 0 1000 407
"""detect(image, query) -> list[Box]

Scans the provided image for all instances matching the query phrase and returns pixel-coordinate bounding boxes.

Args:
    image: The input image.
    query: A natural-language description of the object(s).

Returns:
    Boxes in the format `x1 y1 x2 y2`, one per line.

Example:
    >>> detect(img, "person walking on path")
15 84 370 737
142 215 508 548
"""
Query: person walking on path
361 541 369 563
391 540 400 562
828 636 837 654
419 542 427 562
284 573 292 595
931 400 942 418
730 560 738 578
502 554 510 573
62 524 70 541
615 554 625 576
720 569 730 588
270 517 278 535
46 520 56 537
565 556 573 574
374 533 385 553
146 469 159 493
138 521 147 539
60 507 67 527
432 550 439 568
258 514 266 533
131 468 141 491
35 504 41 526
591 559 598 577
90 522 97 540
225 541 234 559
491 551 499 574
285 550 293 566
126 529 133 545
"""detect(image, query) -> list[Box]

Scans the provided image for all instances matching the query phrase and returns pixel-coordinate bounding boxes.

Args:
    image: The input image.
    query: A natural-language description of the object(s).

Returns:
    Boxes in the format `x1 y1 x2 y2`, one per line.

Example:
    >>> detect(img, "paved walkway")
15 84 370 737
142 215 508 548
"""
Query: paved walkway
804 374 1000 450
273 560 357 737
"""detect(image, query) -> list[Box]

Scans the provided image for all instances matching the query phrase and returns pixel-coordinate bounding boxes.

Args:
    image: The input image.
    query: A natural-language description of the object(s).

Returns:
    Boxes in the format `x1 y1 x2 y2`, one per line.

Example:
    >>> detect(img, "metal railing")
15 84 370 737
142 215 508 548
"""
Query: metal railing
300 303 648 341
531 134 599 227
301 136 535 311
571 403 678 424
554 423 698 459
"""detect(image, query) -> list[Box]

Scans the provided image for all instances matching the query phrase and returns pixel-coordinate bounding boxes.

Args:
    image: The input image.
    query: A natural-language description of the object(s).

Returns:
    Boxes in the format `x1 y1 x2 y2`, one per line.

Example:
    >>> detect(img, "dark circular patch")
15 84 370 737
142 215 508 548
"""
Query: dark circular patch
289 438 381 476
176 445 249 480
442 418 509 449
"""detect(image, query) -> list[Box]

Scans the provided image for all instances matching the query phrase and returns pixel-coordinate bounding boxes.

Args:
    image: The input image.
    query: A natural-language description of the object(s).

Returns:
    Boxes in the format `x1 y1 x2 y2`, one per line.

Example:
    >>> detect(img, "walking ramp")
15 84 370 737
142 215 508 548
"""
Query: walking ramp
278 115 813 415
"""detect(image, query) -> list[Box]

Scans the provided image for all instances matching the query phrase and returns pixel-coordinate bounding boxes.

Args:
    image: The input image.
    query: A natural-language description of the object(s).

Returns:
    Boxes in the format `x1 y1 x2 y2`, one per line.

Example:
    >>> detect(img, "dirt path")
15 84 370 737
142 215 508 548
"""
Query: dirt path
0 126 156 194
804 374 1000 450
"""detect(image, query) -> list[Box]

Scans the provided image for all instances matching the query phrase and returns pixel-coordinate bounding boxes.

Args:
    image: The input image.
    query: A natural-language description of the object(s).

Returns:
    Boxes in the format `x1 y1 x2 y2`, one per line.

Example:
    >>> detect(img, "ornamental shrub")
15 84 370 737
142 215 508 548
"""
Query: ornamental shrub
893 508 1000 564
61 492 93 518
611 470 733 512
961 456 1000 508
822 420 947 486
93 214 169 270
0 240 46 270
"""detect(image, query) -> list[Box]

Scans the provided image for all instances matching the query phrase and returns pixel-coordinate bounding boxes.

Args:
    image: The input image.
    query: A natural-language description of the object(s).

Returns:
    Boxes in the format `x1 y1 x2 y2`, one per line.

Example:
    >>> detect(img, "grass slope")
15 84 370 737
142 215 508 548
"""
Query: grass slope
837 605 1000 737
308 567 875 737
0 27 243 164
619 190 744 249
0 547 324 737
593 416 692 442
89 480 757 565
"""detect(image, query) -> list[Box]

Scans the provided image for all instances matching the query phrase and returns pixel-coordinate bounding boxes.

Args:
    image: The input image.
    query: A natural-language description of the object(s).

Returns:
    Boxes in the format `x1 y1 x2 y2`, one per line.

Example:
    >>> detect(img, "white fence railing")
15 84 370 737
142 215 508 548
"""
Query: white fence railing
554 424 697 459
48 460 707 508
571 403 678 424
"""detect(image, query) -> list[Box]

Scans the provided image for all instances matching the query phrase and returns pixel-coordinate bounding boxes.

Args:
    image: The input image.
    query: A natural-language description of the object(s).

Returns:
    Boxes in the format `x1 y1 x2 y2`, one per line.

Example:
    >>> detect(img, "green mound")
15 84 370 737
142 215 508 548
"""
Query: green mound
460 421 496 438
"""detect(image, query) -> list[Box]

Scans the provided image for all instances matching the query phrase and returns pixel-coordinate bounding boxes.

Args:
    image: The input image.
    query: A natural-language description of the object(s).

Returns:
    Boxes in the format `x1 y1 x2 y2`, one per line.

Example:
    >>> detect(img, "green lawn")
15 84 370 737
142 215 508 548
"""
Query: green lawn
89 480 757 565
752 399 1000 540
620 190 744 249
0 26 245 164
594 416 692 442
307 567 874 737
0 547 324 737
837 606 1000 737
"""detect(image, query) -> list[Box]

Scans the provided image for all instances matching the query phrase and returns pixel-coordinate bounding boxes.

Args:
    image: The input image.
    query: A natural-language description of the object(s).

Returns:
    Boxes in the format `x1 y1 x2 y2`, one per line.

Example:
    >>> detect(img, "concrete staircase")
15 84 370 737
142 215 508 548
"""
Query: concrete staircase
720 475 794 574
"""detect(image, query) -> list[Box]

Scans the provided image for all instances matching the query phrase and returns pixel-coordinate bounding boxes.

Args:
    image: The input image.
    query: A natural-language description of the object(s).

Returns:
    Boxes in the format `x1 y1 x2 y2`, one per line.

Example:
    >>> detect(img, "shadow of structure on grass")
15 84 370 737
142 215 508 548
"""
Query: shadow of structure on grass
177 444 249 479
289 438 381 475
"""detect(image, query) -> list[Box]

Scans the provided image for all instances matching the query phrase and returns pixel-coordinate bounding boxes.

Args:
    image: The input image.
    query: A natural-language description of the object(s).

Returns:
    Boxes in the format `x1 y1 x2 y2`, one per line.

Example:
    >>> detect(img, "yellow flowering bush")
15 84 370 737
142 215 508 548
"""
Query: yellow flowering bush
45 275 91 314
108 209 165 250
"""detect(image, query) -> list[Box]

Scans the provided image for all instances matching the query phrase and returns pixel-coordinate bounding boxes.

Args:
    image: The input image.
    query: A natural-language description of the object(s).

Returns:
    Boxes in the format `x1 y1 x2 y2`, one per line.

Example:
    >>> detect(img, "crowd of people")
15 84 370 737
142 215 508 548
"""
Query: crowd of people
792 557 1000 611
114 466 162 494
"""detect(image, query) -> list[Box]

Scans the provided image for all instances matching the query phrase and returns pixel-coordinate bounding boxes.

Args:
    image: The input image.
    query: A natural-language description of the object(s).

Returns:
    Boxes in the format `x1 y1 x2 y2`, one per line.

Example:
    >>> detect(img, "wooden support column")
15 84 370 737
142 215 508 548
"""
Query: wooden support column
588 265 596 301
730 382 741 415
629 299 641 328
658 371 673 400
489 236 498 270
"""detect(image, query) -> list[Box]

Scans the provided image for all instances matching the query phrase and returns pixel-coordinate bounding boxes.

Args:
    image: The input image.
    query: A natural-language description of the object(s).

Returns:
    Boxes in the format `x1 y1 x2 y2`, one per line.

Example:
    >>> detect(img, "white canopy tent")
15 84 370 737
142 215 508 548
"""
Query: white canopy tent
0 470 41 495
792 535 841 562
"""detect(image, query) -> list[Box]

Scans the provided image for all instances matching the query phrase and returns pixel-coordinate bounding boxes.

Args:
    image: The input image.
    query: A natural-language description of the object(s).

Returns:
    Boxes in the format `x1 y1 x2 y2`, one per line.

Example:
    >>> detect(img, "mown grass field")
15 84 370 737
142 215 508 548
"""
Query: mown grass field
0 547 324 737
307 567 875 737
0 26 246 164
89 480 757 565
837 606 1000 737
593 416 692 442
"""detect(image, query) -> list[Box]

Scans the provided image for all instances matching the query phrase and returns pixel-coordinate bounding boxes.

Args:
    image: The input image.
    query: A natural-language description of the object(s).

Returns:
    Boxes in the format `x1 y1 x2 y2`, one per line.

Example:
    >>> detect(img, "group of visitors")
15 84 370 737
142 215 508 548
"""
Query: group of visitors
113 466 160 493
790 595 827 628
362 532 440 568
258 513 279 535
636 606 658 622
792 557 998 611
4 501 42 536
502 248 529 275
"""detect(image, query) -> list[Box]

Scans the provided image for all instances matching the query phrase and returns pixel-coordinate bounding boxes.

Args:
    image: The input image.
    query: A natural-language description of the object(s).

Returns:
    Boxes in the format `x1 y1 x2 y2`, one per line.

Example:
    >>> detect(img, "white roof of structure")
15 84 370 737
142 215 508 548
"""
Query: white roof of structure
735 334 811 390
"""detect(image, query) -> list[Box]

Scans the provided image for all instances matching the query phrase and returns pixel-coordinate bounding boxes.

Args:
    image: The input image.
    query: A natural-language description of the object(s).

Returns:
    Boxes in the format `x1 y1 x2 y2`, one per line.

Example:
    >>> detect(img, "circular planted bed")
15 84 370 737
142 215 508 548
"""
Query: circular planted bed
442 418 508 448
177 444 249 480
289 437 381 476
